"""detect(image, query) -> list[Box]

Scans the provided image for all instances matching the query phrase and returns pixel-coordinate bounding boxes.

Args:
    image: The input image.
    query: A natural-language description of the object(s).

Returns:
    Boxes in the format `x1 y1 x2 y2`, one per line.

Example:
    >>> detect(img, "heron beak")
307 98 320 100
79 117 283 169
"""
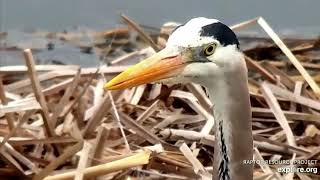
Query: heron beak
104 48 186 90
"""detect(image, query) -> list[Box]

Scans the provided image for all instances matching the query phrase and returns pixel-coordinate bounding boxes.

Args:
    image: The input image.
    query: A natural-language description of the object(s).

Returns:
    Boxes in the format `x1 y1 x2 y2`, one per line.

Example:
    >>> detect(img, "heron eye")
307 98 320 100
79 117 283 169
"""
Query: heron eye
204 43 216 56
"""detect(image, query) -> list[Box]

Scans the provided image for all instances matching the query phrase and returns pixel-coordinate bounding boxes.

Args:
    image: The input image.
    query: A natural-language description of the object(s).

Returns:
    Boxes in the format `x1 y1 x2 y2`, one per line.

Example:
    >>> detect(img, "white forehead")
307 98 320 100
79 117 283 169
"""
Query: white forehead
166 17 220 47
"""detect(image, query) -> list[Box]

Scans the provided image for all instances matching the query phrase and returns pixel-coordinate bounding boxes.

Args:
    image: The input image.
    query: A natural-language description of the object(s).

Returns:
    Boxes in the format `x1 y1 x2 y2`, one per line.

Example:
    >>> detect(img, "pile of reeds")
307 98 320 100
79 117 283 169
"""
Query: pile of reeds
0 15 319 179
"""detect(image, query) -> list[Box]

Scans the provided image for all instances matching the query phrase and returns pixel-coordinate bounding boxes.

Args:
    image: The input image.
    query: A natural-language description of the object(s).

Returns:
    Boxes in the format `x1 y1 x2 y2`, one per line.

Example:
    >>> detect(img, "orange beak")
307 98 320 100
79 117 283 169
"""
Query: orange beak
104 48 187 90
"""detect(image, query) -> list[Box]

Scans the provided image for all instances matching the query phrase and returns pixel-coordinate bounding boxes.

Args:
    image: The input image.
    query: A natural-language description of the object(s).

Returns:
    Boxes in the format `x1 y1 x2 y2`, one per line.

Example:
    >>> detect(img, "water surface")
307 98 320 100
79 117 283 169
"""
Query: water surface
1 0 319 36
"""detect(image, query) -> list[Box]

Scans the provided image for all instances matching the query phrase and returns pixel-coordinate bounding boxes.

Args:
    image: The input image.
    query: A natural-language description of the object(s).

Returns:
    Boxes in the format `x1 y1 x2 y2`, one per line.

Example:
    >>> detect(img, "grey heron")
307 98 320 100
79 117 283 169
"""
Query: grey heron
105 17 253 180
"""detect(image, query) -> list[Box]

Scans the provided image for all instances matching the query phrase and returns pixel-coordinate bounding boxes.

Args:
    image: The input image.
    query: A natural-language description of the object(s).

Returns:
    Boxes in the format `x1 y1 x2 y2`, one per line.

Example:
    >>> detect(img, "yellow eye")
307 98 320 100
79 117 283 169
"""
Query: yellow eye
204 43 216 56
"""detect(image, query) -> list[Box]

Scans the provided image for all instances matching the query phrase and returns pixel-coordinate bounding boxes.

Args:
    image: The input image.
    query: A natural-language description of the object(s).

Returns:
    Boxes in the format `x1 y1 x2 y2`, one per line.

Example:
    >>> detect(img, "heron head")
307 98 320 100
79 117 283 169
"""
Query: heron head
105 17 244 90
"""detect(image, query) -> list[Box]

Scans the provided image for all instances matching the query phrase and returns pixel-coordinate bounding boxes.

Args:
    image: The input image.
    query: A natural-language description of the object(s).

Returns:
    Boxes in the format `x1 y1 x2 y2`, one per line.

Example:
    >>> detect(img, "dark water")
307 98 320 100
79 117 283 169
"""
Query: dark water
1 0 320 36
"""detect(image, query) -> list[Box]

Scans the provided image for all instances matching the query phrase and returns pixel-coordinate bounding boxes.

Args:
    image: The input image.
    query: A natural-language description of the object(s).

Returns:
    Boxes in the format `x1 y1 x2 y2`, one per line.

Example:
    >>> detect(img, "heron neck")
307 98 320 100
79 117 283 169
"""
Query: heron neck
207 73 253 180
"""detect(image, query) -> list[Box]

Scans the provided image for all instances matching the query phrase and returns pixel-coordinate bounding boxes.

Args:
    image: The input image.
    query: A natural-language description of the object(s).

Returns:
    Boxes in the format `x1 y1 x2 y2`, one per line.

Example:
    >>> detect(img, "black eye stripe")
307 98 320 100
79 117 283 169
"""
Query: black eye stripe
200 22 239 49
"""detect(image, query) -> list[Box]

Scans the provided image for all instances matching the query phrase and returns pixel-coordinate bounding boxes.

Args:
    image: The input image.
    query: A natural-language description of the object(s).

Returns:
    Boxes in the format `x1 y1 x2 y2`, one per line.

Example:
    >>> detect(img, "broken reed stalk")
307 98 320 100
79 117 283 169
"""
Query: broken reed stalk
33 141 83 180
121 14 160 52
1 143 40 174
0 110 36 150
88 126 109 166
50 68 81 127
74 141 91 180
179 143 206 174
43 151 151 180
23 49 56 137
257 17 320 98
160 128 215 142
118 111 165 145
136 99 159 123
0 77 15 130
230 17 259 32
82 90 122 138
0 150 26 176
61 68 99 119
230 16 320 98
245 55 276 83
107 90 131 152
261 83 297 147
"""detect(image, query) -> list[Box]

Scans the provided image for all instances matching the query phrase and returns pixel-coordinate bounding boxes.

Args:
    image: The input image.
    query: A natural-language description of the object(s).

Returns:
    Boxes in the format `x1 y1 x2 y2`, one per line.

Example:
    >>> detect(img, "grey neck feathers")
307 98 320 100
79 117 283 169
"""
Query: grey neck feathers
207 71 253 180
